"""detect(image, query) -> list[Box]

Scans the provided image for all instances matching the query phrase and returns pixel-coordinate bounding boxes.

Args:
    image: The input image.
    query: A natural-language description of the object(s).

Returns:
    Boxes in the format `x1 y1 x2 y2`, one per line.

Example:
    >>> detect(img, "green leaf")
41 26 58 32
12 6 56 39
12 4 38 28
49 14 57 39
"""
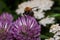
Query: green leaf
53 7 60 10
0 1 5 10
45 32 54 37
48 14 60 17
40 35 49 39
0 1 10 13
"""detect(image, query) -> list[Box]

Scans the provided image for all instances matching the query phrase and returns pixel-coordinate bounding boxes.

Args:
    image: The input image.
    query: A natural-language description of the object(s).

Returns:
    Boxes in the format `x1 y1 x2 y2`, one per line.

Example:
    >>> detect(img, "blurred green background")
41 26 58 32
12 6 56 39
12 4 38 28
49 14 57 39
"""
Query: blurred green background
0 0 60 40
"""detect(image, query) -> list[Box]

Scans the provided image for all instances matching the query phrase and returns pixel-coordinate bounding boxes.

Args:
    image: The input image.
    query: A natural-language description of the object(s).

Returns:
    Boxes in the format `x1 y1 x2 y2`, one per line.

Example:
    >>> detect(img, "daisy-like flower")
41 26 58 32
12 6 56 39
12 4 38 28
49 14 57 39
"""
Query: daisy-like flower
16 0 54 19
50 24 60 33
0 13 14 40
16 0 54 14
12 15 41 40
39 17 55 26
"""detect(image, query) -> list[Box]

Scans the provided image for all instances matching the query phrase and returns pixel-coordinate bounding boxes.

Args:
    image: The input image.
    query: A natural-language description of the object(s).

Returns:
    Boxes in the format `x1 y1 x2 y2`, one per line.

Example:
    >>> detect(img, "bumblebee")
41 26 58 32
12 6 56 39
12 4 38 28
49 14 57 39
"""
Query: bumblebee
23 7 34 17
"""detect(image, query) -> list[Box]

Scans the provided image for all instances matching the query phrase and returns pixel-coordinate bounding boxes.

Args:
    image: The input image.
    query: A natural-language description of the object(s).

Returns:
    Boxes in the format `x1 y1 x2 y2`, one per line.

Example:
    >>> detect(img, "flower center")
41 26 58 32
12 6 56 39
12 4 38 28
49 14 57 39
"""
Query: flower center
19 25 28 36
0 28 7 40
0 28 6 34
22 25 27 33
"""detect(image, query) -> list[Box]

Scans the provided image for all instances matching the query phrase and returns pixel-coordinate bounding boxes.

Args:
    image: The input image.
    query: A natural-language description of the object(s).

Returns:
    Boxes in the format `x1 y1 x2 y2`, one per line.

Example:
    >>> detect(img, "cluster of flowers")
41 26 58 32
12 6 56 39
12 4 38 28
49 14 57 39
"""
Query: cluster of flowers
14 0 60 40
45 24 60 40
0 12 41 40
16 0 55 26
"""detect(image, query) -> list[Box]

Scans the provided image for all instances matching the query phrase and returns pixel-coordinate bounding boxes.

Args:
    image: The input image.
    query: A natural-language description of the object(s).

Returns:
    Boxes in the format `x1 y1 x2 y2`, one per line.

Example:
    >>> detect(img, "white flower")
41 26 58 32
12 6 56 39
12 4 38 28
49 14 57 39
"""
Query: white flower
46 24 60 40
50 24 60 33
45 38 54 40
33 10 45 19
16 9 23 15
32 0 54 10
16 1 38 14
16 0 54 15
53 31 60 40
39 17 55 26
45 32 60 40
16 0 54 25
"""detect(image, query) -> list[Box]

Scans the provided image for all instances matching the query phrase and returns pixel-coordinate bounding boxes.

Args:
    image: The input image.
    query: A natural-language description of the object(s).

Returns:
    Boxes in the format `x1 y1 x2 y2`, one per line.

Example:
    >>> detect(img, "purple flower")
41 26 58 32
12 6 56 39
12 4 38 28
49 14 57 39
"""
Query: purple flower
0 13 41 40
0 13 14 40
0 12 13 22
0 20 14 40
13 15 41 40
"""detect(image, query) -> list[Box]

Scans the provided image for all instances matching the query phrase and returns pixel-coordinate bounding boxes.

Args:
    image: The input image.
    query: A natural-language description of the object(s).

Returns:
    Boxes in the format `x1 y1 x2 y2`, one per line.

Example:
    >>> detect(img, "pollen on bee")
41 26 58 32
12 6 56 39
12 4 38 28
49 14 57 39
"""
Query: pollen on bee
24 7 32 11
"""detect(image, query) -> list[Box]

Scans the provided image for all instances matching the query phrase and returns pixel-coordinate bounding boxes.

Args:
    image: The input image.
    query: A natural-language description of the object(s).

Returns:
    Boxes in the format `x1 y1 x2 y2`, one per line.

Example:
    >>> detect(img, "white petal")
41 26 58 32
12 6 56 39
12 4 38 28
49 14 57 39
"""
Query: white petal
50 24 60 33
34 11 45 19
39 17 55 26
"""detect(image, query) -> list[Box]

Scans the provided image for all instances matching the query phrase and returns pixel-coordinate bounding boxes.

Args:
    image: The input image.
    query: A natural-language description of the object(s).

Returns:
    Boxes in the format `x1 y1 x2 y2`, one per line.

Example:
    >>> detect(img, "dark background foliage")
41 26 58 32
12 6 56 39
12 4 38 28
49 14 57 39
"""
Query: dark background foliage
0 0 60 40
